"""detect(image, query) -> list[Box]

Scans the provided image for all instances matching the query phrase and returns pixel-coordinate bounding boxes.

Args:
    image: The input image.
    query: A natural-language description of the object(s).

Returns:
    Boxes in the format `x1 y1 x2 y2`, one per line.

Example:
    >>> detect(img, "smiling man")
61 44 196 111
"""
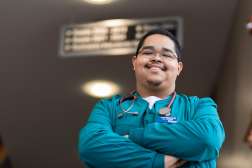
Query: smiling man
78 29 225 168
132 33 183 98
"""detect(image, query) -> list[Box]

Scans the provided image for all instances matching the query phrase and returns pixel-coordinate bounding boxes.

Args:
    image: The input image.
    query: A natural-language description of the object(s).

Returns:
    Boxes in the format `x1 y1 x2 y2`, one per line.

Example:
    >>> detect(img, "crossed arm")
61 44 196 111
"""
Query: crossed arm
78 99 165 168
78 97 225 168
128 98 225 161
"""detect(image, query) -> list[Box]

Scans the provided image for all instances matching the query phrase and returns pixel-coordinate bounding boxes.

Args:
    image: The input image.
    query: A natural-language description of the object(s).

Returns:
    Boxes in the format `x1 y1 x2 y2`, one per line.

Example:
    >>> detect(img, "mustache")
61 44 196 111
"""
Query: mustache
145 62 167 71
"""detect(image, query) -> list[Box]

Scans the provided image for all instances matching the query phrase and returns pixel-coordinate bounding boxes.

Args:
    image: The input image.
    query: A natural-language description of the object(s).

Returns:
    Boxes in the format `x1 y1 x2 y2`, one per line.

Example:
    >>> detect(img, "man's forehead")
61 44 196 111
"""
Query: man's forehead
140 45 175 52
142 34 176 51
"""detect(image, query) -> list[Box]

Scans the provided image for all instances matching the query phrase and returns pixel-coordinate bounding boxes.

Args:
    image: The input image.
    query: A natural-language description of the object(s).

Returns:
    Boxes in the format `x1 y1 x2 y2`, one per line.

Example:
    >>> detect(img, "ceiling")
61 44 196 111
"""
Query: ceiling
0 0 238 167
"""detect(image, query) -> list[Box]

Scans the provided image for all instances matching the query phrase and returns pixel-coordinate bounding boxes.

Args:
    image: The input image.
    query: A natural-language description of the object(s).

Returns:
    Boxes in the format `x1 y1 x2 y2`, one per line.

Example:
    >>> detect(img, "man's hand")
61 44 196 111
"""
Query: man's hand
164 155 178 168
164 155 186 168
170 160 187 168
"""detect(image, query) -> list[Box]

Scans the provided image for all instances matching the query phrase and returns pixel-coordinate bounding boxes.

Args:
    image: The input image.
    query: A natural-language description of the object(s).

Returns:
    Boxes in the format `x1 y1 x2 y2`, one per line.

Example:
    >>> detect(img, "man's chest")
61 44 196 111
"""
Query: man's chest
112 99 194 135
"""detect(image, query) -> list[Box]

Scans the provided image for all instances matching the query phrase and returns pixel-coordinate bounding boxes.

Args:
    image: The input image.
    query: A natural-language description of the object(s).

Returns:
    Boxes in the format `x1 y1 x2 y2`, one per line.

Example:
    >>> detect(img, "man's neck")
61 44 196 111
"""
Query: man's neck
136 83 175 99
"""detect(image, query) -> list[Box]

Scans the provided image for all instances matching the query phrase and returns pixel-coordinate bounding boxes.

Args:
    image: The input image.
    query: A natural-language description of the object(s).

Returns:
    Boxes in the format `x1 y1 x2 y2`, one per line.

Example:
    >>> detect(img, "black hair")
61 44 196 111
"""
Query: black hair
135 28 182 61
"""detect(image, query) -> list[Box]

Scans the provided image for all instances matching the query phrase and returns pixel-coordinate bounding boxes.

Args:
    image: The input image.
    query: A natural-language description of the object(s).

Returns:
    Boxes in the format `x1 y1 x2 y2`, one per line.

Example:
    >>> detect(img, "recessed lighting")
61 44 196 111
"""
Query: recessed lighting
103 19 129 27
82 80 121 98
84 0 116 5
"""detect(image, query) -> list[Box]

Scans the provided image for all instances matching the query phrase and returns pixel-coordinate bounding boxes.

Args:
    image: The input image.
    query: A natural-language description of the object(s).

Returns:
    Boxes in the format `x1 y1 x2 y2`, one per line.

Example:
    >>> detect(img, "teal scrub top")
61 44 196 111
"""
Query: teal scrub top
78 92 225 168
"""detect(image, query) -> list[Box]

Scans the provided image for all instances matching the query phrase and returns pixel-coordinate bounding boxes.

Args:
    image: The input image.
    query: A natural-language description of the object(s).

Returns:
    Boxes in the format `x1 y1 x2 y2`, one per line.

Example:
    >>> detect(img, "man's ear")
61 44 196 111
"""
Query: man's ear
177 62 183 76
132 56 137 71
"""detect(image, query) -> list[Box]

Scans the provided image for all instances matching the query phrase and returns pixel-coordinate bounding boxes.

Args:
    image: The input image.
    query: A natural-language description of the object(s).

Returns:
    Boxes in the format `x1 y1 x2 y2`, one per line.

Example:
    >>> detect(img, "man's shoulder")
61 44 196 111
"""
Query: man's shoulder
96 94 123 105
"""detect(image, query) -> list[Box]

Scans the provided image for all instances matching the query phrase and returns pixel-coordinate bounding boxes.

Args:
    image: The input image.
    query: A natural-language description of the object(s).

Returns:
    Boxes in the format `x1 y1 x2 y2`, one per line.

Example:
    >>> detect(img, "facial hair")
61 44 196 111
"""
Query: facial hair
144 61 167 87
146 79 162 87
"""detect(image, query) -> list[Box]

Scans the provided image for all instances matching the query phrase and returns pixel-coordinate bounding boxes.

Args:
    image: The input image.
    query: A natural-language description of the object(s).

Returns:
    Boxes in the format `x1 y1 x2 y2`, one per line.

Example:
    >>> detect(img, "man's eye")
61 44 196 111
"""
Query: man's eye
142 50 154 55
163 53 175 58
162 53 172 57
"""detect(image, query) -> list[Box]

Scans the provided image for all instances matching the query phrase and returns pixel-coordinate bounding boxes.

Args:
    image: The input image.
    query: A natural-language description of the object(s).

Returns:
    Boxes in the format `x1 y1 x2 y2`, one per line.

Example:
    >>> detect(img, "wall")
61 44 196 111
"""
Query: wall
216 0 252 167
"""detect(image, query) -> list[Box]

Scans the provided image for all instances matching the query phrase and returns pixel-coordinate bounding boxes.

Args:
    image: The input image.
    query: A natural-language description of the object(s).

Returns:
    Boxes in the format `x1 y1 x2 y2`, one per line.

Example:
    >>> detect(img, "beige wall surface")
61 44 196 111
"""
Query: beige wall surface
216 0 252 167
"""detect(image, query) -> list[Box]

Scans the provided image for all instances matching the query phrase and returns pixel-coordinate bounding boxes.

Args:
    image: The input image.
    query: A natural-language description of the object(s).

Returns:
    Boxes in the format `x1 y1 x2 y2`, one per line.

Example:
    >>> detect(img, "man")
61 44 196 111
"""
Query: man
78 29 225 168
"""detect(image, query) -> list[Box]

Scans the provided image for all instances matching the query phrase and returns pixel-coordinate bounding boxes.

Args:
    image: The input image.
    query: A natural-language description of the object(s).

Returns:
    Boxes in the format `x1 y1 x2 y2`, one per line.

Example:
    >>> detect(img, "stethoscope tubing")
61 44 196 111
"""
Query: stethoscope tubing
118 91 176 118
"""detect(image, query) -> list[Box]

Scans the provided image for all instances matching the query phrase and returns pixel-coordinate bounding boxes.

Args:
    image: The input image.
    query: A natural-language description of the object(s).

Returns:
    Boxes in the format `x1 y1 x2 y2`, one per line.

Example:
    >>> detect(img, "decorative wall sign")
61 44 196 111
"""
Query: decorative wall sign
59 17 183 57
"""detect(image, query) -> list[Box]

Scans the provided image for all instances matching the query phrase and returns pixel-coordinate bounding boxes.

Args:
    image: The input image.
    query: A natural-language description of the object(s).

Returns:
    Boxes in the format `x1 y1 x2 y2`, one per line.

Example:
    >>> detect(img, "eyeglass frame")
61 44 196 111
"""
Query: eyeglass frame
137 45 179 61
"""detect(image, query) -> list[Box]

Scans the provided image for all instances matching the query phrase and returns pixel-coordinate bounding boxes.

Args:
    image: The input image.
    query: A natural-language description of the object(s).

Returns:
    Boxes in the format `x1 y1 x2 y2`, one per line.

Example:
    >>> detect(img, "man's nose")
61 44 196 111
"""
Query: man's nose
151 52 162 61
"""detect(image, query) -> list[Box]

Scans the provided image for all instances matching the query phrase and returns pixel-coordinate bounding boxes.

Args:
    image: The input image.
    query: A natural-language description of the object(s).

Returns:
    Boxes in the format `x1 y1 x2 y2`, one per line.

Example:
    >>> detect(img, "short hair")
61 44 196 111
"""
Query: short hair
135 28 182 61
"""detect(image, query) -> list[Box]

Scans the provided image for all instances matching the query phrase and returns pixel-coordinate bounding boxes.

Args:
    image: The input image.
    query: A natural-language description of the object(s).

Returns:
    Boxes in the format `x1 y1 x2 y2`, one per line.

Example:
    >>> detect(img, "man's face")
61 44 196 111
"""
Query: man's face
132 34 183 89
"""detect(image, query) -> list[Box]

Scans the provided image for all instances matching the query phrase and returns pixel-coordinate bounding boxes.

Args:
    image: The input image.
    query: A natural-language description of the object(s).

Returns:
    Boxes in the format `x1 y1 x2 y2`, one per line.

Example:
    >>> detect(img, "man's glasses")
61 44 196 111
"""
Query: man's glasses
138 46 178 61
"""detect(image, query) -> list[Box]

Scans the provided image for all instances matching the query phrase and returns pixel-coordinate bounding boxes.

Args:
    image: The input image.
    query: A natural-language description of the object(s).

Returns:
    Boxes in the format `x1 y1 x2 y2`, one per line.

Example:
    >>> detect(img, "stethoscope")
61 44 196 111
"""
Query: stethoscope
117 91 177 118
117 91 138 118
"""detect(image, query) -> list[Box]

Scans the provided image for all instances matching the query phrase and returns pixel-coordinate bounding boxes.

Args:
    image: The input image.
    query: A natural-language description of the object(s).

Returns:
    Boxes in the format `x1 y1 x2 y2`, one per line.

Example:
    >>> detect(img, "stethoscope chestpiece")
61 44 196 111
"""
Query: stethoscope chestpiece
129 111 138 116
117 112 124 119
117 111 139 119
118 94 138 118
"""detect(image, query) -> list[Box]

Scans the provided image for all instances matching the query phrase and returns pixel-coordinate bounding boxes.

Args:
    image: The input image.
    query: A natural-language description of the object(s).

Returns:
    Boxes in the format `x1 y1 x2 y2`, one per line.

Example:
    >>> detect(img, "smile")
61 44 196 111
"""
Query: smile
145 63 167 71
149 67 162 71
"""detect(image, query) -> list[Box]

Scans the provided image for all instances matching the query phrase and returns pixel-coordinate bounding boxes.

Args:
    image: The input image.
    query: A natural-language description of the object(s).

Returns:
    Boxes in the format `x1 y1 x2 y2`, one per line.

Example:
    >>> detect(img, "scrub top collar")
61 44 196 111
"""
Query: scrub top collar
132 90 175 102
